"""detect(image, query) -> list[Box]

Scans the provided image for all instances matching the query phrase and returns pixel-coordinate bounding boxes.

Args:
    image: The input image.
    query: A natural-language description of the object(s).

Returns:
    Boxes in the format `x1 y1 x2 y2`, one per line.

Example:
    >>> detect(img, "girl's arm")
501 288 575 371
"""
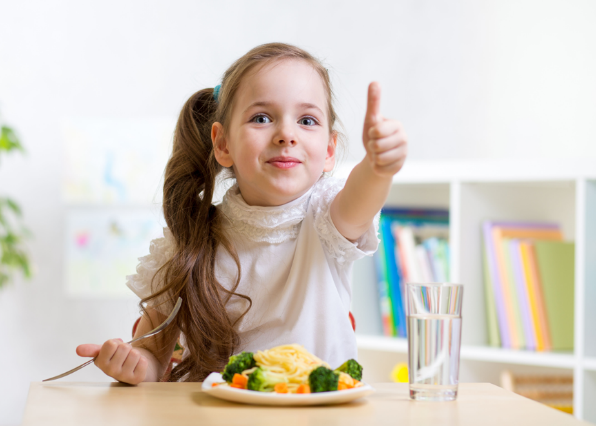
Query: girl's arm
330 82 408 241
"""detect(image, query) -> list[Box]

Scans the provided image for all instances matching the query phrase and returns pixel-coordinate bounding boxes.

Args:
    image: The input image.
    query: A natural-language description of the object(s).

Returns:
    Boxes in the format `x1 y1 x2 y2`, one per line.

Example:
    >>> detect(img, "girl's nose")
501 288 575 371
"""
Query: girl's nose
276 137 296 146
274 121 297 146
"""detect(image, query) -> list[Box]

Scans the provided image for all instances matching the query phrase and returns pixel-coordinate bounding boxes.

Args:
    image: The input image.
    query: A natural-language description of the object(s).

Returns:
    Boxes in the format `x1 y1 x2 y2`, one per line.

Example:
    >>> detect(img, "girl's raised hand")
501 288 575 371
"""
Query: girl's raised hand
362 82 408 177
76 339 148 385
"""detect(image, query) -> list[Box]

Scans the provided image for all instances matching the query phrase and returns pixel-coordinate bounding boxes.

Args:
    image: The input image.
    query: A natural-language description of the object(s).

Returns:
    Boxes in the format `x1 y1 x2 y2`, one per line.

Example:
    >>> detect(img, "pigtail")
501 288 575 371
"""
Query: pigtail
141 88 250 382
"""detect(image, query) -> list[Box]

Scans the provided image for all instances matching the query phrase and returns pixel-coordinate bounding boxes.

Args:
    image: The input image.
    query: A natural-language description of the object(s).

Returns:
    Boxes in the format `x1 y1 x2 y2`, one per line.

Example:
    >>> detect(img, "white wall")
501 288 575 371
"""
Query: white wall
0 1 595 424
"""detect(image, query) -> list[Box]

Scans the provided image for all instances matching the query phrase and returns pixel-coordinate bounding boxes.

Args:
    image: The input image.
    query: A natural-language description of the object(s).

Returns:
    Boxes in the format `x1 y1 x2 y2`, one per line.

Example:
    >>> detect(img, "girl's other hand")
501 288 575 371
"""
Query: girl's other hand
76 339 148 385
362 82 408 177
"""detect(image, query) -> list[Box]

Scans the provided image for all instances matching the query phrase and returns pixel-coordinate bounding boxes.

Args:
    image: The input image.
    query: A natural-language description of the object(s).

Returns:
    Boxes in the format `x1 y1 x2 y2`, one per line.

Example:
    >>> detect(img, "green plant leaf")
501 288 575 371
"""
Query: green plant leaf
0 271 9 288
4 198 22 216
0 126 24 153
0 121 32 288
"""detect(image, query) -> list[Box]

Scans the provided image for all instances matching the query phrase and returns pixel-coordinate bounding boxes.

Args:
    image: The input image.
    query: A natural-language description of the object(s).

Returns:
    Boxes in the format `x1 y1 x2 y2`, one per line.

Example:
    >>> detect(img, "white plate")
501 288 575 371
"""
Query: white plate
202 372 375 406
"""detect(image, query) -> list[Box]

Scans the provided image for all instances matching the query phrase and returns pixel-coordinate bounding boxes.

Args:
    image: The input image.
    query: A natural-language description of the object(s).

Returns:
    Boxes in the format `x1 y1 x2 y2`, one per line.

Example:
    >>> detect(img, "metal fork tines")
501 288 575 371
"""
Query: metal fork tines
43 297 182 382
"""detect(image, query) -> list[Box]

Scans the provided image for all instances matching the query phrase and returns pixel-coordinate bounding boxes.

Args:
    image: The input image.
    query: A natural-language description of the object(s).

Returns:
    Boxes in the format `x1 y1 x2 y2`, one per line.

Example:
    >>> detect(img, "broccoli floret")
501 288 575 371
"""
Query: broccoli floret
222 352 256 383
308 366 339 393
334 359 363 381
246 367 287 392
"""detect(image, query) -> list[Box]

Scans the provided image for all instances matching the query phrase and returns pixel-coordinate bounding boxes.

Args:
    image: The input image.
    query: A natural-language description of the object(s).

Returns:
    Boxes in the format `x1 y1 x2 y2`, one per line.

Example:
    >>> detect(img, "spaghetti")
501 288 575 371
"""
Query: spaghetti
247 344 329 392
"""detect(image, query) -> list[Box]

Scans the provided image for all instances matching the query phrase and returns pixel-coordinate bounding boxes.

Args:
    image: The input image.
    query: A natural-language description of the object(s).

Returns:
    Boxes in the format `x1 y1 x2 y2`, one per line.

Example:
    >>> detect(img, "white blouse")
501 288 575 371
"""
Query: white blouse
126 176 380 369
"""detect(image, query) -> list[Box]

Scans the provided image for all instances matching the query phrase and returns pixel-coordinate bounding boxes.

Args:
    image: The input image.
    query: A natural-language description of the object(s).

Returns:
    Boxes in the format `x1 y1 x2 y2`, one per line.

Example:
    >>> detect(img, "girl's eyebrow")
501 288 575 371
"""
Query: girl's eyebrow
243 101 324 116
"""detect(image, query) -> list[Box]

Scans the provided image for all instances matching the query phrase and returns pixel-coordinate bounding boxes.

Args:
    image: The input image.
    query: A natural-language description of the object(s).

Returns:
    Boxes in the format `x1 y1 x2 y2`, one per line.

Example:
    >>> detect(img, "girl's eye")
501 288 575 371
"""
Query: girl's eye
252 114 271 124
299 117 318 126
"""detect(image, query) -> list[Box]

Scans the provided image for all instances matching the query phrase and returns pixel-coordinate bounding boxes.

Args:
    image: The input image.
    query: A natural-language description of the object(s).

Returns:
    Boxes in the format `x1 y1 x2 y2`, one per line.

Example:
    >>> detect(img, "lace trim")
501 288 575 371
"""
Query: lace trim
125 228 176 313
219 184 313 244
311 178 381 265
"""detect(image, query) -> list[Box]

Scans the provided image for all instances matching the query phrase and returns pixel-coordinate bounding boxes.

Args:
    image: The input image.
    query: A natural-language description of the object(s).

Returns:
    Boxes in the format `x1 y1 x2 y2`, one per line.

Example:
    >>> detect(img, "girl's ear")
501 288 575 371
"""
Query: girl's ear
323 131 338 172
212 122 234 168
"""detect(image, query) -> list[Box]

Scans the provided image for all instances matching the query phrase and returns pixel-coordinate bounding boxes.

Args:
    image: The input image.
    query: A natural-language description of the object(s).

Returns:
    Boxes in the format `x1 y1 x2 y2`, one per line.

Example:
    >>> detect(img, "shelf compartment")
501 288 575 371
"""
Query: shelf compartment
456 180 576 348
583 179 596 358
584 357 596 372
351 182 451 337
356 334 575 369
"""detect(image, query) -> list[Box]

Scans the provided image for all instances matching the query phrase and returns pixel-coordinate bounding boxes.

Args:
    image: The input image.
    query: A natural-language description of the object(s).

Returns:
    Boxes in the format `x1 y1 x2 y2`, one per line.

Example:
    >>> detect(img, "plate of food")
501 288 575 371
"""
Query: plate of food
201 344 375 406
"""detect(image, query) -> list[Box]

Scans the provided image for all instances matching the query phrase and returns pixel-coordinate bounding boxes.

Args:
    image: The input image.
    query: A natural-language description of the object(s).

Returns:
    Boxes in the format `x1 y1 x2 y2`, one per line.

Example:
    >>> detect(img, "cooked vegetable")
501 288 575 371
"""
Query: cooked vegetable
296 384 311 394
222 352 256 383
308 366 339 393
274 383 289 393
246 367 287 392
232 373 248 388
334 359 363 381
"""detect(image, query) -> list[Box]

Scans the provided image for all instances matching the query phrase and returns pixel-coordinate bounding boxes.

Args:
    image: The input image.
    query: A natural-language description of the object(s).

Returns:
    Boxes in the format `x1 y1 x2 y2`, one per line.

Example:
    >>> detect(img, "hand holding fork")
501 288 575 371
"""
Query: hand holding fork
43 297 182 384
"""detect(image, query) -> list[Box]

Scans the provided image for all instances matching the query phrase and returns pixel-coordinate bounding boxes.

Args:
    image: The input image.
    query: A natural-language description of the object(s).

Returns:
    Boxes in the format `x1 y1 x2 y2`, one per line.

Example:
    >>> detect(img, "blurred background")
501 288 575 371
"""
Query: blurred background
1 0 595 424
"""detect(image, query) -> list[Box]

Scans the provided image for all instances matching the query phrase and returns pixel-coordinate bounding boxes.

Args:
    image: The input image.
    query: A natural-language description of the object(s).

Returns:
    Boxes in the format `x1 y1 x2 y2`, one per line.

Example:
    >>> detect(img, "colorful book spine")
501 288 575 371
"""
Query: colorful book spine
509 239 536 350
499 236 525 349
534 241 575 351
380 216 406 337
396 226 422 283
373 241 395 336
526 243 552 350
482 233 501 347
519 241 546 351
483 222 511 348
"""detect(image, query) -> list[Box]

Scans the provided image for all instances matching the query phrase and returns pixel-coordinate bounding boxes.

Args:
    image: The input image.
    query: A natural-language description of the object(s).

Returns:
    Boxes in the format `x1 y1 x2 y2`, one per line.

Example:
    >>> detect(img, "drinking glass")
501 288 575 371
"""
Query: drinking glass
405 282 464 401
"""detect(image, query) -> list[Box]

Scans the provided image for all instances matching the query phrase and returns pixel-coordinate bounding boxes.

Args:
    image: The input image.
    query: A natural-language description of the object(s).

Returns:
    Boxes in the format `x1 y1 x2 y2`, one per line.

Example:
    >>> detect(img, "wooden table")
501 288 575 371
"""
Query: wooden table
23 382 593 426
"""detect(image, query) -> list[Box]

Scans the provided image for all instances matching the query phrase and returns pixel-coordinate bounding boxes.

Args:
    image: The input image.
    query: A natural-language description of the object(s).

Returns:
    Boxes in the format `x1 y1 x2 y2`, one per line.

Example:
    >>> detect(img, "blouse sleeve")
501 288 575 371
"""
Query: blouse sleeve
125 227 176 315
310 177 381 265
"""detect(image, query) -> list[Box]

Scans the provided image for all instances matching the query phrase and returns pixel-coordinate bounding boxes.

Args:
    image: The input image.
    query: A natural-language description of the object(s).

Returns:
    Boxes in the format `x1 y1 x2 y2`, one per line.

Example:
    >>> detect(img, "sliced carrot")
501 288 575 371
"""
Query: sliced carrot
232 373 248 387
211 383 219 387
229 383 245 389
274 383 288 394
296 384 311 394
338 382 349 390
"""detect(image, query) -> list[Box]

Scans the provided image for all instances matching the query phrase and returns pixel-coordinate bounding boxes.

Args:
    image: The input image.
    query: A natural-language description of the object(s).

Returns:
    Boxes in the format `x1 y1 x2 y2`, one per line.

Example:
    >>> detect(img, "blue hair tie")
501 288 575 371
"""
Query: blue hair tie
213 84 221 102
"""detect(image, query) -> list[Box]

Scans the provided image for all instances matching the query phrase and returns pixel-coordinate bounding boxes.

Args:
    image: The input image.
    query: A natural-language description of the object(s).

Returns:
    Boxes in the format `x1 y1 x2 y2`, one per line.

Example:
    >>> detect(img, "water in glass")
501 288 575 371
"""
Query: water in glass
407 313 462 401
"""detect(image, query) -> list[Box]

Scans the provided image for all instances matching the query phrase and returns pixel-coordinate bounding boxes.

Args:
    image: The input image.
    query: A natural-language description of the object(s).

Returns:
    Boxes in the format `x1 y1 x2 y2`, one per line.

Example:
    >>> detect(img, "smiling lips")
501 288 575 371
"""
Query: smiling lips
266 156 302 169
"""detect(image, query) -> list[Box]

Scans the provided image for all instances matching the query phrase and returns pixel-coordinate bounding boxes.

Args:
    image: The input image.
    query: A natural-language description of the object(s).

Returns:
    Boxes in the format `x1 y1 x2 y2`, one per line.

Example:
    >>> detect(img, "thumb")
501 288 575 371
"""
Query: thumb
76 343 102 358
364 81 382 126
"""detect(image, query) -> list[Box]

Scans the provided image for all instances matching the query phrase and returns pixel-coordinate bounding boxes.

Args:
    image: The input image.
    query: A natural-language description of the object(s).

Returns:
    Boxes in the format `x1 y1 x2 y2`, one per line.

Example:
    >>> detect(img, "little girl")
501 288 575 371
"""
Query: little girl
76 42 408 384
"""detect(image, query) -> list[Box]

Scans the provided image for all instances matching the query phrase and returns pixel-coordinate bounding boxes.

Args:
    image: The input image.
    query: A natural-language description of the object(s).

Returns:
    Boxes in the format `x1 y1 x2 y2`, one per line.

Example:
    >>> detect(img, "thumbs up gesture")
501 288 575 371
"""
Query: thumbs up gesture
362 82 408 177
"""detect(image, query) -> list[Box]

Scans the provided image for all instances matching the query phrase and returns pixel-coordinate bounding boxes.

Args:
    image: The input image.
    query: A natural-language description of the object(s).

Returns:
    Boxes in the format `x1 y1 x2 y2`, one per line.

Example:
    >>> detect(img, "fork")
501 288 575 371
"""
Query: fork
42 297 183 382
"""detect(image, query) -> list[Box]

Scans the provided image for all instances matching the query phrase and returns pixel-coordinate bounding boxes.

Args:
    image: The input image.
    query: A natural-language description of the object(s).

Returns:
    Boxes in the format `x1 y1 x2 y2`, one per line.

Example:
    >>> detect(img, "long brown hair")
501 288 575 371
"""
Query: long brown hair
140 42 342 382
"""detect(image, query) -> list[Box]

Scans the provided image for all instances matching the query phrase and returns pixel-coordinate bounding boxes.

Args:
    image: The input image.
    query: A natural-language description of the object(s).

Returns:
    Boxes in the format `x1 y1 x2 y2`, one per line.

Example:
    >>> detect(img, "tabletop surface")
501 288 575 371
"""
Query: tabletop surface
23 382 593 426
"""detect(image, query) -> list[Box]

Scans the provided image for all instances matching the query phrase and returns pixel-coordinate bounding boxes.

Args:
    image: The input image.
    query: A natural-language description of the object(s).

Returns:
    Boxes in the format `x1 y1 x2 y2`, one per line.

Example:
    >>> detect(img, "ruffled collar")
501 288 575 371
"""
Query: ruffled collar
219 183 315 244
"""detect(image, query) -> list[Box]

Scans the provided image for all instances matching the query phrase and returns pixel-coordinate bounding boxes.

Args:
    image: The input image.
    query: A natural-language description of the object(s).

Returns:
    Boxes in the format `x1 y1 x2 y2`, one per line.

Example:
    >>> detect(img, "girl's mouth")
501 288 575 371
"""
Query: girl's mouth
266 157 302 169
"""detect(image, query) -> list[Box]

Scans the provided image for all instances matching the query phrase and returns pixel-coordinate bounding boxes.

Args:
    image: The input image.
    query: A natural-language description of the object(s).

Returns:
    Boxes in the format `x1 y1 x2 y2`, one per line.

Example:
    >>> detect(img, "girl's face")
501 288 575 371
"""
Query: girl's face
212 59 337 207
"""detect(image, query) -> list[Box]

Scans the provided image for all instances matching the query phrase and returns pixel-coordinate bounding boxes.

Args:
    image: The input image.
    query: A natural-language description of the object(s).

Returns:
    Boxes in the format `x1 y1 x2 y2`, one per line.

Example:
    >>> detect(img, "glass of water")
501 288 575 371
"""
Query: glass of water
405 282 464 401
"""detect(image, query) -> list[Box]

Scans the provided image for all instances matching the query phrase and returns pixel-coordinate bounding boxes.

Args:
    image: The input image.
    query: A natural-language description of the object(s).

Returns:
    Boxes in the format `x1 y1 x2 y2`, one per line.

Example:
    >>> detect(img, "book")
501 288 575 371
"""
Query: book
525 242 553 350
519 241 548 351
415 245 434 282
482 233 501 347
498 235 525 349
380 216 406 337
395 226 421 283
373 242 395 337
509 239 536 350
483 221 562 349
534 241 575 351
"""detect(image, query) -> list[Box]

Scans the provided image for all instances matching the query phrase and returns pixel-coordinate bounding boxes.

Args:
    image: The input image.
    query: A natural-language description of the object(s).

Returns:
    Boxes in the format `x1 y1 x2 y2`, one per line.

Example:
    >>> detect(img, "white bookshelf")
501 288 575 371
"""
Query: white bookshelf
336 159 596 422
